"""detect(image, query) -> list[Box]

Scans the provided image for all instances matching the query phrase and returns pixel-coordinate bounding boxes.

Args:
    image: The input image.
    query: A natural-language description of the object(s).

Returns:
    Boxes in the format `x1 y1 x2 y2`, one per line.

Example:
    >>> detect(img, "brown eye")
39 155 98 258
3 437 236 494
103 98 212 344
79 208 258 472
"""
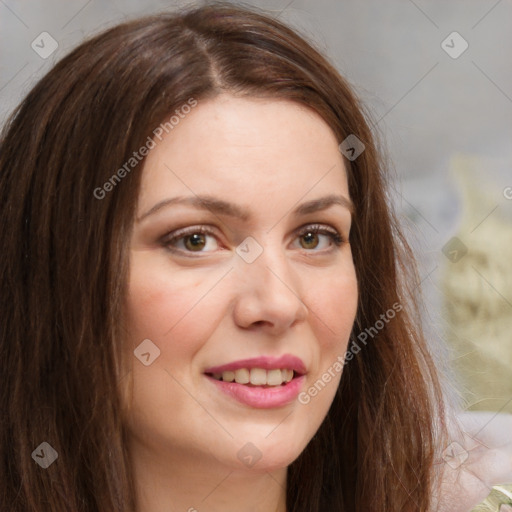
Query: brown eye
184 233 207 251
293 224 344 252
162 224 345 258
163 226 220 255
300 231 320 250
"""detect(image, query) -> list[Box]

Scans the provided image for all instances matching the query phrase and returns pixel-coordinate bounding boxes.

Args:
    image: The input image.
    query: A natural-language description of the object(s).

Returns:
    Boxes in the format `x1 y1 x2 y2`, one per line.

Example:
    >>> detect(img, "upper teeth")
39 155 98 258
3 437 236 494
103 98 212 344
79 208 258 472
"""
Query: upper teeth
212 368 294 386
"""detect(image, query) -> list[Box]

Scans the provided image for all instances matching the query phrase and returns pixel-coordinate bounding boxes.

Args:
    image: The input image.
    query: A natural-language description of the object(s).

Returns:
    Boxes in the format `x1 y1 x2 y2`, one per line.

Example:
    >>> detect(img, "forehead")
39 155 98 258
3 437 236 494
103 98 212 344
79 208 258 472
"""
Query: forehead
137 94 350 219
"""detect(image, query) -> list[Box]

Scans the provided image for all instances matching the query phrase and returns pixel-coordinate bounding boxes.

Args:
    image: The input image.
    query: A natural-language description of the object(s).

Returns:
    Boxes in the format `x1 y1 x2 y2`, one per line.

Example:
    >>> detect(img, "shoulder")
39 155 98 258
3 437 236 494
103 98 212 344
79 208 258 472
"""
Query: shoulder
434 411 512 512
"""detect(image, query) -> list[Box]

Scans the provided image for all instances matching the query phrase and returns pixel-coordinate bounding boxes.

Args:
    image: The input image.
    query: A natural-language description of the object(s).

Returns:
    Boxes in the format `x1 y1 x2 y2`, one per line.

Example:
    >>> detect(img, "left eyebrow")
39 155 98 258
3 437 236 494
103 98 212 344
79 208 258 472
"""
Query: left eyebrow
136 193 355 223
292 194 355 217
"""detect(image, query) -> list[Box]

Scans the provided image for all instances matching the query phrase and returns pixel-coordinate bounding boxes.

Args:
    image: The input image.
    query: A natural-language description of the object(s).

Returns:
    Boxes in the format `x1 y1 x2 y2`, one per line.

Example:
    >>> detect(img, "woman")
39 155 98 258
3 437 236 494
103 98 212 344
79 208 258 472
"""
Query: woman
0 3 510 511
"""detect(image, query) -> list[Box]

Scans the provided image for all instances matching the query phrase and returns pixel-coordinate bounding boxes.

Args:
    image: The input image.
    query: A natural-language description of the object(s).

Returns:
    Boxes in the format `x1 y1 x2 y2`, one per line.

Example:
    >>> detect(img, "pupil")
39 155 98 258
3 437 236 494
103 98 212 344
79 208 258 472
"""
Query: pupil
186 233 205 251
303 232 317 249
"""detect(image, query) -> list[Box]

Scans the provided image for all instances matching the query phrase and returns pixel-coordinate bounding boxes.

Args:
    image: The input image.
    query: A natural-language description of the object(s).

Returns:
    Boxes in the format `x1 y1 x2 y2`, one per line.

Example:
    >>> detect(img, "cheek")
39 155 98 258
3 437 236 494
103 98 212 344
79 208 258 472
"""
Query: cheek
293 271 357 440
304 265 358 347
122 259 227 437
124 257 225 368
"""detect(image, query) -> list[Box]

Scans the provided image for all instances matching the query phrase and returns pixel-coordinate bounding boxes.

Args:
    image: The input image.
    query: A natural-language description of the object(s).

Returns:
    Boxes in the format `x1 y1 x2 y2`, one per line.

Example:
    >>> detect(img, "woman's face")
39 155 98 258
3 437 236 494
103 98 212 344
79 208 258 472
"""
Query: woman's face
123 94 358 473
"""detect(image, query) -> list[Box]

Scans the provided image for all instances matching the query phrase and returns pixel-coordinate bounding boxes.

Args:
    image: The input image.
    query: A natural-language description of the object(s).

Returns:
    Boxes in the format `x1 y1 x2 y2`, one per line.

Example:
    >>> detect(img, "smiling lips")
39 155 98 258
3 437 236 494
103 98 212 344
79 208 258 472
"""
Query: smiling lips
204 354 306 381
204 354 307 408
210 367 295 387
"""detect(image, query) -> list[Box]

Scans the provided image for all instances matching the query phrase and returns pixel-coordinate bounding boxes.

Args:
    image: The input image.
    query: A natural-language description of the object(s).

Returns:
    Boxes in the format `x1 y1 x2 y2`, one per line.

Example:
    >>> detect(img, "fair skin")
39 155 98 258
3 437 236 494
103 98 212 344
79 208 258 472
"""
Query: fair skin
122 94 359 512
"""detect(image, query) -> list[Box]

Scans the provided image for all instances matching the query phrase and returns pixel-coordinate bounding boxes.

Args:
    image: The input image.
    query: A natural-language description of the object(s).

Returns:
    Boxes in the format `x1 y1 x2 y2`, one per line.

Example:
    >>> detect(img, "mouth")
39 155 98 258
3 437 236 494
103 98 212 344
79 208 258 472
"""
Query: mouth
203 354 307 388
204 368 303 388
203 369 306 409
202 355 307 408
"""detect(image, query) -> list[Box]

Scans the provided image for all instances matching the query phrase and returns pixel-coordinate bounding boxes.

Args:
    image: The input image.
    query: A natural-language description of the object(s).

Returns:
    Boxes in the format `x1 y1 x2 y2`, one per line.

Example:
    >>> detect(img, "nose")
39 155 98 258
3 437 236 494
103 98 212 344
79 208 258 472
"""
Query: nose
232 242 308 334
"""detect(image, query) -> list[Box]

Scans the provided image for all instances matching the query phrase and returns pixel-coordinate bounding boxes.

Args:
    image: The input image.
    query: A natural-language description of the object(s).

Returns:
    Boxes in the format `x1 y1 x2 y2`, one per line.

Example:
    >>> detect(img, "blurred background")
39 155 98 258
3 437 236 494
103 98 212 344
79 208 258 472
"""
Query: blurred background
1 0 511 413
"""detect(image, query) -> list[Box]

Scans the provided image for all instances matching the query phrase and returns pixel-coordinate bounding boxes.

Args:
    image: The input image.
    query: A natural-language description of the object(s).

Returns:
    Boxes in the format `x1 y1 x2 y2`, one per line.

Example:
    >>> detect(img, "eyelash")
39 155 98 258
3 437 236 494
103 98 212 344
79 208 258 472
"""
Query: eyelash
161 224 346 257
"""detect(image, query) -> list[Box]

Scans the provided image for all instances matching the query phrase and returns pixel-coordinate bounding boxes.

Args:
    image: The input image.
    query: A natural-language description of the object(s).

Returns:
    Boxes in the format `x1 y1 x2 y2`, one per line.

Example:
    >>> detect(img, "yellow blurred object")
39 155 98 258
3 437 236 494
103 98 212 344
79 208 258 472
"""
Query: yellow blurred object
470 484 512 511
441 154 512 414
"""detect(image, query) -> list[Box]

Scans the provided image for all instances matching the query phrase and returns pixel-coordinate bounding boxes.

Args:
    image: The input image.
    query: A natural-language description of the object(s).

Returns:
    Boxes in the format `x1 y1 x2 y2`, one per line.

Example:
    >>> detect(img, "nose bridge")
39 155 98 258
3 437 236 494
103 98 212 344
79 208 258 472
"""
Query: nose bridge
239 236 295 294
233 235 307 329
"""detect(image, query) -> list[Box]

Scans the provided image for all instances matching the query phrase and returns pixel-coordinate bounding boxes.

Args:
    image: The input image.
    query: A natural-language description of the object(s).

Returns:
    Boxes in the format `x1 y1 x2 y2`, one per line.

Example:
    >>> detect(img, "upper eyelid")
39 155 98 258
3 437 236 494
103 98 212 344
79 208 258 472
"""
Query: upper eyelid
165 222 343 238
162 223 346 249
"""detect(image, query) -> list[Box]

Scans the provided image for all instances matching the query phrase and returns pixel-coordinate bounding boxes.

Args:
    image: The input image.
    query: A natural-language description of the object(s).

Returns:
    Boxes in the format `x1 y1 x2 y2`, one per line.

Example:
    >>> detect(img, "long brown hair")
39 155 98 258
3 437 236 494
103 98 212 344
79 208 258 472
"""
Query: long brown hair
0 3 447 510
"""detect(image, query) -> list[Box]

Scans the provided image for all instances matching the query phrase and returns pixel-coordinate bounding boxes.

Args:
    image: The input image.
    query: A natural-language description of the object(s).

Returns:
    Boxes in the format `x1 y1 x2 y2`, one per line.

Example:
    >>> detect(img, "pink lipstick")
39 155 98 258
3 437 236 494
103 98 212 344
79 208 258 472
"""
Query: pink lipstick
204 354 306 409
